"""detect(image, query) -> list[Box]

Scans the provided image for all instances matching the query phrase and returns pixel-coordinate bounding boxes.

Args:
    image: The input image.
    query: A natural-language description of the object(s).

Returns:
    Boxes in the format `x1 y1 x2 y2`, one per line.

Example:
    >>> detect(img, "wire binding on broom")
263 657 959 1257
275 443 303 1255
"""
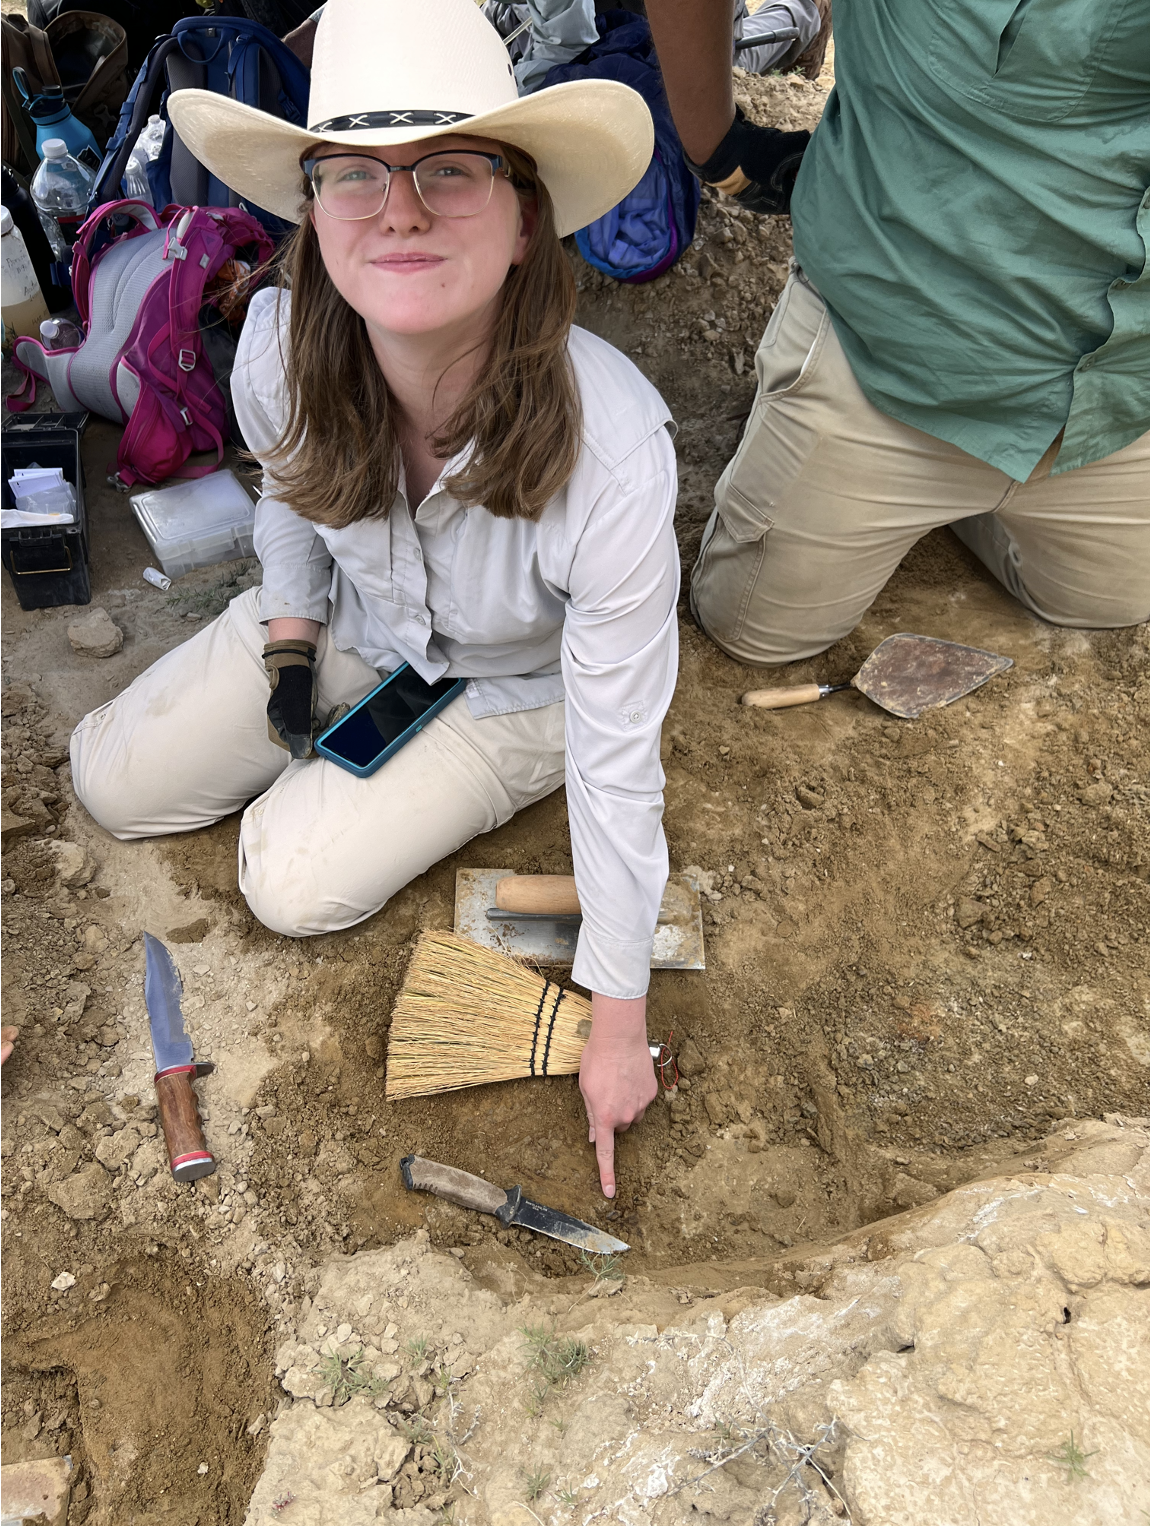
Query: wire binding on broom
384 931 592 1100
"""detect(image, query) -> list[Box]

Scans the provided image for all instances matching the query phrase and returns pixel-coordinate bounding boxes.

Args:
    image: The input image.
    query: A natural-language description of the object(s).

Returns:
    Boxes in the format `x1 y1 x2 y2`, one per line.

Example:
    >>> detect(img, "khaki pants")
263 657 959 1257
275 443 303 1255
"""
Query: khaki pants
71 588 566 936
690 273 1150 666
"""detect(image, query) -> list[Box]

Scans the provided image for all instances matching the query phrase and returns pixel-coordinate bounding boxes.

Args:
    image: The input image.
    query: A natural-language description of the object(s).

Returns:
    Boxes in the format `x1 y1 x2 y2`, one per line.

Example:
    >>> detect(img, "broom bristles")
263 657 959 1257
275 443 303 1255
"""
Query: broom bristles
385 931 593 1100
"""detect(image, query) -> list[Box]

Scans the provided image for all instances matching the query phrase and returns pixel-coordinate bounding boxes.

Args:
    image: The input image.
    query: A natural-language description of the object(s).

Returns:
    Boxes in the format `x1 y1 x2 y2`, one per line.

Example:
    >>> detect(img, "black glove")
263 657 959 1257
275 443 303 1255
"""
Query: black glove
263 639 318 760
685 107 810 216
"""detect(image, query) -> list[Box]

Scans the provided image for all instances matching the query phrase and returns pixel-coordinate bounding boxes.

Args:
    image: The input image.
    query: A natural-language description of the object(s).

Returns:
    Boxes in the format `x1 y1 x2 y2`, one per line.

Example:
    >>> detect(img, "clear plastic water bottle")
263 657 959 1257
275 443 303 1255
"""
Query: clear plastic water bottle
124 115 167 207
30 139 95 258
40 316 84 350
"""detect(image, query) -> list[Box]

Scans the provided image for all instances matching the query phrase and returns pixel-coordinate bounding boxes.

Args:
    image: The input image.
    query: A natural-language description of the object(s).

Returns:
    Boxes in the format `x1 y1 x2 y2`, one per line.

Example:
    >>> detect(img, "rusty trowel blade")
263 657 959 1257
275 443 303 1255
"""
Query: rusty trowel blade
454 869 705 970
852 633 1012 719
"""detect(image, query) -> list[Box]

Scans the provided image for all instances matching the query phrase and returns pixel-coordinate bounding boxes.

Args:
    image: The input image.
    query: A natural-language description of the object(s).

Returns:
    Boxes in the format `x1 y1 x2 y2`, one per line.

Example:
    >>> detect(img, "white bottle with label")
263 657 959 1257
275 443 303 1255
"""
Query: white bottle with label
1 205 50 349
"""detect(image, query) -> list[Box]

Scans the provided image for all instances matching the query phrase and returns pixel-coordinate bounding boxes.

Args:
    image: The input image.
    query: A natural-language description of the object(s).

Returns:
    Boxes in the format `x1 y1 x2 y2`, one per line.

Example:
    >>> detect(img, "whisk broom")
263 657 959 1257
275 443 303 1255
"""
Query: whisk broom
384 931 592 1100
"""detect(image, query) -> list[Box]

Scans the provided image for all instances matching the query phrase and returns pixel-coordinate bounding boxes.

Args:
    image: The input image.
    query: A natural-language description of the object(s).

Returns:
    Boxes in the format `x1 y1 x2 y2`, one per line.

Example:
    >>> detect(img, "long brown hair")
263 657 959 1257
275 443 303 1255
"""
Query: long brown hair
259 143 580 526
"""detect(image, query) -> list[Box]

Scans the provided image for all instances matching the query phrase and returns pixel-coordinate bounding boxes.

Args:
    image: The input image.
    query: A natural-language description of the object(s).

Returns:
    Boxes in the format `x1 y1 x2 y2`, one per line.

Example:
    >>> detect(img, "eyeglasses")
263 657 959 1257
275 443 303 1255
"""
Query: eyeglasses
302 150 508 221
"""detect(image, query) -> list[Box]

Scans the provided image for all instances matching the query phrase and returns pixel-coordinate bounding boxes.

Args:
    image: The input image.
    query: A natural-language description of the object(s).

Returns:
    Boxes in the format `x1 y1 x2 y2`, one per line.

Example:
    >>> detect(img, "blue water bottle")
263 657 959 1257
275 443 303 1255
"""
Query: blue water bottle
13 71 102 167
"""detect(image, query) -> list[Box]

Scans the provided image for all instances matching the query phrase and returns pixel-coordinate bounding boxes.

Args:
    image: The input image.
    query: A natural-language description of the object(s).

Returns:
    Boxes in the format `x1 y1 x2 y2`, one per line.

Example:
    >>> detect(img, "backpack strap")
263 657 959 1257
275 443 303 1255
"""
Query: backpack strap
69 199 165 329
4 347 42 414
91 34 181 208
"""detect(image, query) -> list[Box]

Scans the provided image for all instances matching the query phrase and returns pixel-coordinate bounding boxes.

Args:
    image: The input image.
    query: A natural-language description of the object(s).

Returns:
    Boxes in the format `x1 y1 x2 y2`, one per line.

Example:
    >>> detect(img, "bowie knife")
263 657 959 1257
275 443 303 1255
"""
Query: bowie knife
144 932 217 1183
401 1154 628 1256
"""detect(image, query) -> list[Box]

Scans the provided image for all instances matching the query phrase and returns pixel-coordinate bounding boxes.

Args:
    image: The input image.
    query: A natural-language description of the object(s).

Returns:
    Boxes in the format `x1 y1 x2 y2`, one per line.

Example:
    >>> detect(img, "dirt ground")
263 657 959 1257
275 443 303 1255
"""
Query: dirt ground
2 67 1148 1525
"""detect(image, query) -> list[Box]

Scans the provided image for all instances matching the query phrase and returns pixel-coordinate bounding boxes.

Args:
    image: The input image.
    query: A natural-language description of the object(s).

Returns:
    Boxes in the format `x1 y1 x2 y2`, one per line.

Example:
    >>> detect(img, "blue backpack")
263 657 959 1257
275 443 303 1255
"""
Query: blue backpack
543 10 700 285
92 15 309 241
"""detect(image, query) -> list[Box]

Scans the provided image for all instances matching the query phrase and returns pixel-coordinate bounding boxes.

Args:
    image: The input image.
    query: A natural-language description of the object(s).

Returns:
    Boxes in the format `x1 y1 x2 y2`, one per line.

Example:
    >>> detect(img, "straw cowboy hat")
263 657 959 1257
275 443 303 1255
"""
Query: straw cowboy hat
166 0 653 238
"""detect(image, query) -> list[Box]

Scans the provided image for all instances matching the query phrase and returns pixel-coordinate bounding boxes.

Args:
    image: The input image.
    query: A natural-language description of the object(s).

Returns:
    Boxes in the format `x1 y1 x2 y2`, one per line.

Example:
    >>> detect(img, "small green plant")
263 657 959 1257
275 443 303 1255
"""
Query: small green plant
712 1419 744 1450
578 1249 626 1283
432 1362 455 1394
405 1334 431 1361
522 1465 551 1502
1050 1432 1097 1482
315 1346 391 1404
522 1324 591 1388
550 1416 569 1436
396 1413 435 1446
426 1435 458 1485
556 1487 579 1506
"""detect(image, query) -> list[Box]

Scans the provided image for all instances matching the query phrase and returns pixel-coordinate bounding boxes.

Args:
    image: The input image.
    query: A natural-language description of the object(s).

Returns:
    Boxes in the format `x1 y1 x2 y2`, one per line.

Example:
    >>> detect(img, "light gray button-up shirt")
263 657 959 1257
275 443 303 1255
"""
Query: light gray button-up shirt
232 288 680 999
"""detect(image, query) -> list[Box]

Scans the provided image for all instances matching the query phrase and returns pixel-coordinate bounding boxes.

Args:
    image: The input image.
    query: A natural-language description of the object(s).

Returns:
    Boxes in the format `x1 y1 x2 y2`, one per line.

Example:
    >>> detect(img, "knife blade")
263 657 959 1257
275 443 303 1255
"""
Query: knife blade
143 933 216 1183
144 932 195 1073
400 1154 629 1255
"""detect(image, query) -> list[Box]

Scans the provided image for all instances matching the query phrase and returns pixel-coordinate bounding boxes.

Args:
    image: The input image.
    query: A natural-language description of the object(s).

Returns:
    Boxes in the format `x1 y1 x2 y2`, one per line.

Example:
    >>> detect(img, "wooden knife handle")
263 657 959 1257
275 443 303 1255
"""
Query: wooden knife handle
401 1154 508 1215
741 683 824 710
495 875 582 915
155 1067 216 1183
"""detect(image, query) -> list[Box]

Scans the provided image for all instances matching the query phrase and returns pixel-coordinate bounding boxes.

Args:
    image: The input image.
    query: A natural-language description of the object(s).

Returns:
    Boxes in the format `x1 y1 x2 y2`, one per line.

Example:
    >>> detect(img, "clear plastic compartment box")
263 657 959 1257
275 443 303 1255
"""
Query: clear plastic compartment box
130 470 256 580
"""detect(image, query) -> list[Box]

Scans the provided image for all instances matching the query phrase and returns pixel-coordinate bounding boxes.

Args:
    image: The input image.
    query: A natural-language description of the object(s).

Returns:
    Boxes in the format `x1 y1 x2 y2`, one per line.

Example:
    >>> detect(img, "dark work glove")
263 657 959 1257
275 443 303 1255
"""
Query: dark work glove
685 107 810 216
263 639 318 760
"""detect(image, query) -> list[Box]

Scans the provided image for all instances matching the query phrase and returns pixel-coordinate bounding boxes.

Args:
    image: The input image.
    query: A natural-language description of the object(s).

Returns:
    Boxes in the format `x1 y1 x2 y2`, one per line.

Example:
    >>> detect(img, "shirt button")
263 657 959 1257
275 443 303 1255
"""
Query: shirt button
1079 356 1095 371
629 710 643 722
414 615 426 625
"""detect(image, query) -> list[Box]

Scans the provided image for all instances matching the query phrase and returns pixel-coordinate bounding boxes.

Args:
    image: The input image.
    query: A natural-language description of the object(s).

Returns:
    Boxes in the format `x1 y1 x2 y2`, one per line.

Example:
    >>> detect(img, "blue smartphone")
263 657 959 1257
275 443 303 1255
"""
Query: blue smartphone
314 664 467 778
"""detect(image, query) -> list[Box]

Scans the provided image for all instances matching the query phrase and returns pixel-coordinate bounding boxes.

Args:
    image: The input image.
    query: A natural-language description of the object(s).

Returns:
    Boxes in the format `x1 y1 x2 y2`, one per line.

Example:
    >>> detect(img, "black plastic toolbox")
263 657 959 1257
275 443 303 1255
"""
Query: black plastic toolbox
2 411 91 609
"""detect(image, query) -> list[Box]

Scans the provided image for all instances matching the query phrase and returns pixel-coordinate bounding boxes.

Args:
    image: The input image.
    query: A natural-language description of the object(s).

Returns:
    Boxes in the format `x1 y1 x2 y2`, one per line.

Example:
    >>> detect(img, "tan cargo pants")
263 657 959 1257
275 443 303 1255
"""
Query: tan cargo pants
70 588 566 936
690 272 1150 666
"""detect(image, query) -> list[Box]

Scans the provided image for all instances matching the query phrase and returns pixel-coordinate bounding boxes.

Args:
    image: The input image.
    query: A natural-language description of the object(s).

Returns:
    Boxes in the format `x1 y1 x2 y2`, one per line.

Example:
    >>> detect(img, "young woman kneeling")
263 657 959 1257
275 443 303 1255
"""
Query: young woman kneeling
70 0 678 1197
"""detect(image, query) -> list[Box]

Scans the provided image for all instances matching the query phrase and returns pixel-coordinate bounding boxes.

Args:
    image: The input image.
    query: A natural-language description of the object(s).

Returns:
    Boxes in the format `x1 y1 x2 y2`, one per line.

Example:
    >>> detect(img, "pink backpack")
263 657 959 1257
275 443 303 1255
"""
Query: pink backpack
9 199 273 486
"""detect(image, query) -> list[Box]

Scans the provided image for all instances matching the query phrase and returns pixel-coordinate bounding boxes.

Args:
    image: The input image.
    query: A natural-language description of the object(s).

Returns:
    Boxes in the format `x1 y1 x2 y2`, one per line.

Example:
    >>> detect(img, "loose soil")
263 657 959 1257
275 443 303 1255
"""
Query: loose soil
2 64 1147 1525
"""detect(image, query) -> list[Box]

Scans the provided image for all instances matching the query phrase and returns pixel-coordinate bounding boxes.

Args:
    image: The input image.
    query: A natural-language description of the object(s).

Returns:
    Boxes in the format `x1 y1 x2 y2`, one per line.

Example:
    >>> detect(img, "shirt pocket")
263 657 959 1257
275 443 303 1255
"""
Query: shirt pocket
714 276 828 545
928 0 1128 123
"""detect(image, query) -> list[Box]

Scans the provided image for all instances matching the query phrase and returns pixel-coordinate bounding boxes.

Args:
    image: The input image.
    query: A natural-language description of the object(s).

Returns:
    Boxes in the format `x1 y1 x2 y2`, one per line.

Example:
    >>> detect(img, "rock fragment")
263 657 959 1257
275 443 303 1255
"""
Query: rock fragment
1080 780 1113 807
45 839 96 889
956 897 985 929
67 607 124 658
678 1037 707 1077
0 809 34 845
46 1162 112 1221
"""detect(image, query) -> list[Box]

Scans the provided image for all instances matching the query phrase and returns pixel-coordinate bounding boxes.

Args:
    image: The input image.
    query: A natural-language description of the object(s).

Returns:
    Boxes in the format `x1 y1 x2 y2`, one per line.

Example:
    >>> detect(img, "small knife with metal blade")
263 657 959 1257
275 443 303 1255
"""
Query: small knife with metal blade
400 1154 628 1256
144 932 217 1184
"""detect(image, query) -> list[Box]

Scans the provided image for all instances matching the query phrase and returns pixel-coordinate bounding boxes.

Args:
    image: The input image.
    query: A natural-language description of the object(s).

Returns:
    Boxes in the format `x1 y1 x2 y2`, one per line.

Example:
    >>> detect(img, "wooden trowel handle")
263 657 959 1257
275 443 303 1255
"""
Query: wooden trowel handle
155 1066 216 1183
401 1155 508 1215
495 875 581 915
741 684 824 710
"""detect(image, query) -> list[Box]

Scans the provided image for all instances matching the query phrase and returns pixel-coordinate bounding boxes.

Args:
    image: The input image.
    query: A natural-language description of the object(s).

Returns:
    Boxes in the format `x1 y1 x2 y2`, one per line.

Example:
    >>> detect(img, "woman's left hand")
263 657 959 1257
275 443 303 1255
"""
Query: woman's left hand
579 994 658 1199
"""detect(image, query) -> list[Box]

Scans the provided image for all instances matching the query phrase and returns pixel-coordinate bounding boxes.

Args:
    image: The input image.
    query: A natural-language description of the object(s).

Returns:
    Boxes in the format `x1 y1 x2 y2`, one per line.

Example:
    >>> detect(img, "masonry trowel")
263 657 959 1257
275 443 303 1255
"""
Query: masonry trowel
453 868 705 969
741 633 1013 720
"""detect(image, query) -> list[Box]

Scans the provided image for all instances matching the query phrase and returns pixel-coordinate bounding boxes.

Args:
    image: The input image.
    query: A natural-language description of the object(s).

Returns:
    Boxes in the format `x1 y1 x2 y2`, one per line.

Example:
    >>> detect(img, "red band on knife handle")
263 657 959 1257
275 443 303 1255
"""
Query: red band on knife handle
155 1067 216 1182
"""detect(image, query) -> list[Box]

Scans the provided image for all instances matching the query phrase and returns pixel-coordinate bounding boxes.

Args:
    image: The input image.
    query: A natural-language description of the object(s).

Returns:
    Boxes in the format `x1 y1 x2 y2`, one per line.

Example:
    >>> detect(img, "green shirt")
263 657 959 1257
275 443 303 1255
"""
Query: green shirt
791 0 1150 479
